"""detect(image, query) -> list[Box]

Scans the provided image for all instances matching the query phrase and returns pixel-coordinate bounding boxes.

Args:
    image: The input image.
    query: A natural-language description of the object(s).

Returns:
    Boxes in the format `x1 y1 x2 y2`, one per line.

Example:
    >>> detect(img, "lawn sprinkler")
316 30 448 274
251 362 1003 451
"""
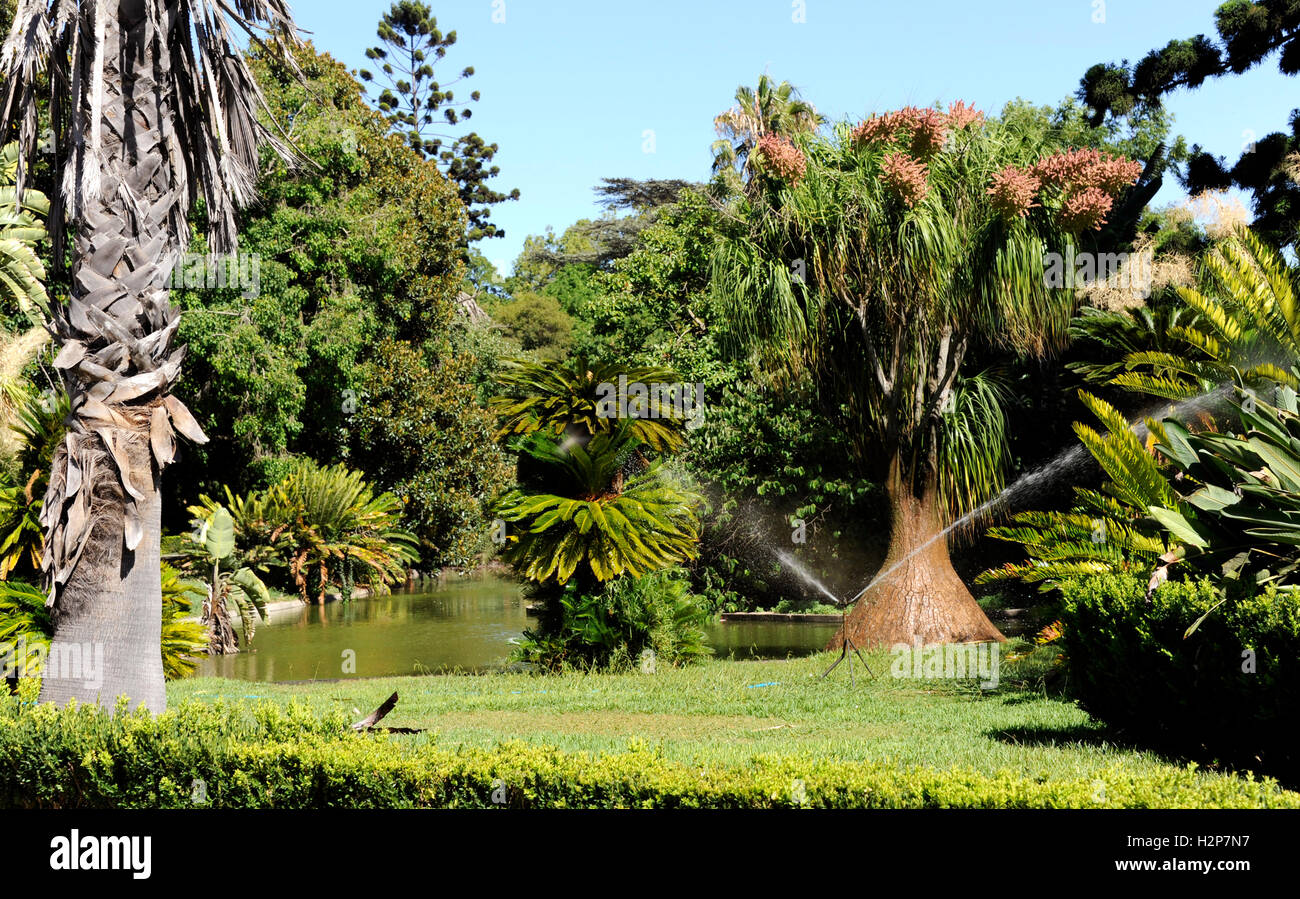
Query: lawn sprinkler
821 594 873 684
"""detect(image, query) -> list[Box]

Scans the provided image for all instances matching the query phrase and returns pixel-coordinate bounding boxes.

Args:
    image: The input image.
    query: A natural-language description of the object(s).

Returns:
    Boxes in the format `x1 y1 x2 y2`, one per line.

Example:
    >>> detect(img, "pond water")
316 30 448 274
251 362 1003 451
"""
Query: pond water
197 576 837 682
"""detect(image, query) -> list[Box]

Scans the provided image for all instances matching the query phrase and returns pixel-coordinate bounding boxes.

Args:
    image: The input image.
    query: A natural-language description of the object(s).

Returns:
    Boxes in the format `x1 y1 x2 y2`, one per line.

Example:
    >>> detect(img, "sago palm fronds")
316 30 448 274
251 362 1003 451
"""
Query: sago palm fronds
0 468 43 580
0 140 49 327
491 356 692 452
495 429 703 584
1068 302 1203 386
0 577 48 648
0 330 53 464
978 391 1175 586
1111 227 1300 400
160 562 206 678
192 462 420 603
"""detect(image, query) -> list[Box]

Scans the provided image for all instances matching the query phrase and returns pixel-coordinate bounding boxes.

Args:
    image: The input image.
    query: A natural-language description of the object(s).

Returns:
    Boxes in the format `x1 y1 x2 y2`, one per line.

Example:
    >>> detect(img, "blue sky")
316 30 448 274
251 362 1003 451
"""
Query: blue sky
295 0 1297 274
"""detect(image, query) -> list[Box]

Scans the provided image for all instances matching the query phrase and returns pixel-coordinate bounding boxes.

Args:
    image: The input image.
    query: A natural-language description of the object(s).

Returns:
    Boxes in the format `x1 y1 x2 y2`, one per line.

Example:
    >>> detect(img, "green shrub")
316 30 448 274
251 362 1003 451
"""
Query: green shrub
0 697 1293 809
516 569 712 671
188 461 420 602
1057 572 1300 781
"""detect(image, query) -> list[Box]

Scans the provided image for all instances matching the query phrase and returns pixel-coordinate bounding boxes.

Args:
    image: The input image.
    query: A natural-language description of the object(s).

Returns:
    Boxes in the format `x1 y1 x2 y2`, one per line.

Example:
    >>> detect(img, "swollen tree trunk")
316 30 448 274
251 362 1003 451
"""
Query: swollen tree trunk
832 454 1004 650
38 5 203 714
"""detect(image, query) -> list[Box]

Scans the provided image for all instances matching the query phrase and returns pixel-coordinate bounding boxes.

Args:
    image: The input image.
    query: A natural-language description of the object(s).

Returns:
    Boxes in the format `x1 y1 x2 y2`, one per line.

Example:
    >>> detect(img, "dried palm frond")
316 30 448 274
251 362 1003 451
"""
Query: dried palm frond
1 0 302 255
0 1 302 611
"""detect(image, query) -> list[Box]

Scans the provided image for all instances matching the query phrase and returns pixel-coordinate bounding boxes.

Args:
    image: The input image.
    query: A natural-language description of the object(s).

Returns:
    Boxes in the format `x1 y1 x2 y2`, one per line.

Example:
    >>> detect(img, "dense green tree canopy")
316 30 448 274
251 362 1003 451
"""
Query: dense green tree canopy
350 339 511 568
173 42 469 516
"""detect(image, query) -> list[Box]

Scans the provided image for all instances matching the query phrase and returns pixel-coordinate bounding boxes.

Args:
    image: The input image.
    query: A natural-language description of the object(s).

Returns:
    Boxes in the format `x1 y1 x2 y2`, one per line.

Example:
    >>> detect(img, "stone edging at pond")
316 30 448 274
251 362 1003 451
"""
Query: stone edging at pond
719 611 845 624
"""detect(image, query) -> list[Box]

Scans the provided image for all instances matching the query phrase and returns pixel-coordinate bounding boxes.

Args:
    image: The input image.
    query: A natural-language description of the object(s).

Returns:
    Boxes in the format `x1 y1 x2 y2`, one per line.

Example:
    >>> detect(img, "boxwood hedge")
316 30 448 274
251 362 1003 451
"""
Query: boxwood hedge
1 696 1294 809
1058 572 1300 782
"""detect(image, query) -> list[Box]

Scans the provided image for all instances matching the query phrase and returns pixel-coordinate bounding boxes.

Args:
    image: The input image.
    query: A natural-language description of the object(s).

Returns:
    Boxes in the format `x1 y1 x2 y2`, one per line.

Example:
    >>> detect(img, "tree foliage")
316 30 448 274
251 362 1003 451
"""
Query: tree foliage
359 1 518 241
349 338 511 568
712 105 1139 520
1078 0 1300 247
173 42 469 507
1101 228 1300 399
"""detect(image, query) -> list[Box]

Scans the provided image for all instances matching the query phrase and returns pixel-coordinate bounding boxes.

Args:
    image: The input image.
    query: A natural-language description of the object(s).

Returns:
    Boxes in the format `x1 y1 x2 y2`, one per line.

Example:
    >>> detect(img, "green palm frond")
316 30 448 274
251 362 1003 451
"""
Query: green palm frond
0 578 49 648
1113 228 1300 400
0 141 49 326
160 563 206 680
496 431 702 585
0 472 42 581
711 74 822 179
978 390 1180 588
189 462 420 604
491 356 692 452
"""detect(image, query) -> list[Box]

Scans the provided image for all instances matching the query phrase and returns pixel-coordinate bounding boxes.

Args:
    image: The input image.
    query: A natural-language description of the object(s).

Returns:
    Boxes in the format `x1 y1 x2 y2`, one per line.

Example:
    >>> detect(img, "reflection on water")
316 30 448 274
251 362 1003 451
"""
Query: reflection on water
198 576 836 682
704 620 838 659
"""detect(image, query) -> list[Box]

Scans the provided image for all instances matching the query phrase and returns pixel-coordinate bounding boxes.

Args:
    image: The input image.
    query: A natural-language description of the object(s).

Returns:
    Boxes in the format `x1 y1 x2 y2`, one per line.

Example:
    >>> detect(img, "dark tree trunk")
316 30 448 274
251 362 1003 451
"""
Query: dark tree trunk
831 453 1004 650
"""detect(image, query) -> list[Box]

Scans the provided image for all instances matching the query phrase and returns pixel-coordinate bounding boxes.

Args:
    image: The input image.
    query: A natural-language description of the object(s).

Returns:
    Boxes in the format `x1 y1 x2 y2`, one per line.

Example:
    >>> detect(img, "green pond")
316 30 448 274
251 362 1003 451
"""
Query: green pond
198 576 838 682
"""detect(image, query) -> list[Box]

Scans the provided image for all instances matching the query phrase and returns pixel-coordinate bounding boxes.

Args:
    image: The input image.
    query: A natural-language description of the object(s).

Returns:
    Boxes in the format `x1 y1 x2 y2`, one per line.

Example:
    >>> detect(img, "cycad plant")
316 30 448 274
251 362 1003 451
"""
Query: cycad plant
159 563 205 679
1105 228 1300 399
983 381 1300 606
190 462 421 604
0 468 42 581
0 380 66 583
978 390 1176 587
495 428 702 584
490 356 692 453
271 462 420 603
1068 301 1204 387
1 0 302 713
0 141 49 328
0 138 53 469
491 356 707 670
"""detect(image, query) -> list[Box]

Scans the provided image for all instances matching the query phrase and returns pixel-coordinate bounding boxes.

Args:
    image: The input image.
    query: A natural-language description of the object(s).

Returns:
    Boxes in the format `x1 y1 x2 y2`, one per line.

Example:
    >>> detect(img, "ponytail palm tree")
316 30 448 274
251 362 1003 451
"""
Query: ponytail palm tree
711 74 821 188
713 104 1142 648
0 0 300 712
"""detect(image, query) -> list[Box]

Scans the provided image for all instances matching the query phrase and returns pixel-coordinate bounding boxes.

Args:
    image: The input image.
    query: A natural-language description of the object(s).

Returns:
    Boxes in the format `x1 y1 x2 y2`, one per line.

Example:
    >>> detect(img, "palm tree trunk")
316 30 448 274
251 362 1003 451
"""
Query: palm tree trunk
832 452 1004 650
38 439 164 711
38 3 186 713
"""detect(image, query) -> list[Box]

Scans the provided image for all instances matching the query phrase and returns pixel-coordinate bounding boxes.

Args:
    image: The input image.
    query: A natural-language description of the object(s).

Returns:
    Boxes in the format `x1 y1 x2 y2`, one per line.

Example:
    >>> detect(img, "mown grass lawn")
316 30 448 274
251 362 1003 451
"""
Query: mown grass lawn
169 648 1271 789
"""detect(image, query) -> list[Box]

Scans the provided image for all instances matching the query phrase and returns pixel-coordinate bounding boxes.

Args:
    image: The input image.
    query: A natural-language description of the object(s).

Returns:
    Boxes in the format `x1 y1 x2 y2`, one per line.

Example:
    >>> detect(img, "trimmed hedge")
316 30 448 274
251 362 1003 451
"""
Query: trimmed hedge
1058 572 1300 781
1 697 1295 808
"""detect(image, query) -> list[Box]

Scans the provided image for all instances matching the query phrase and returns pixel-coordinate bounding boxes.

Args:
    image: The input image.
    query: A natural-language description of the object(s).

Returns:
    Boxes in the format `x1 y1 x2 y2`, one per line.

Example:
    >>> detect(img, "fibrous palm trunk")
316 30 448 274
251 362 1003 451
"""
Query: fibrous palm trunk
38 3 204 714
832 453 1004 651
